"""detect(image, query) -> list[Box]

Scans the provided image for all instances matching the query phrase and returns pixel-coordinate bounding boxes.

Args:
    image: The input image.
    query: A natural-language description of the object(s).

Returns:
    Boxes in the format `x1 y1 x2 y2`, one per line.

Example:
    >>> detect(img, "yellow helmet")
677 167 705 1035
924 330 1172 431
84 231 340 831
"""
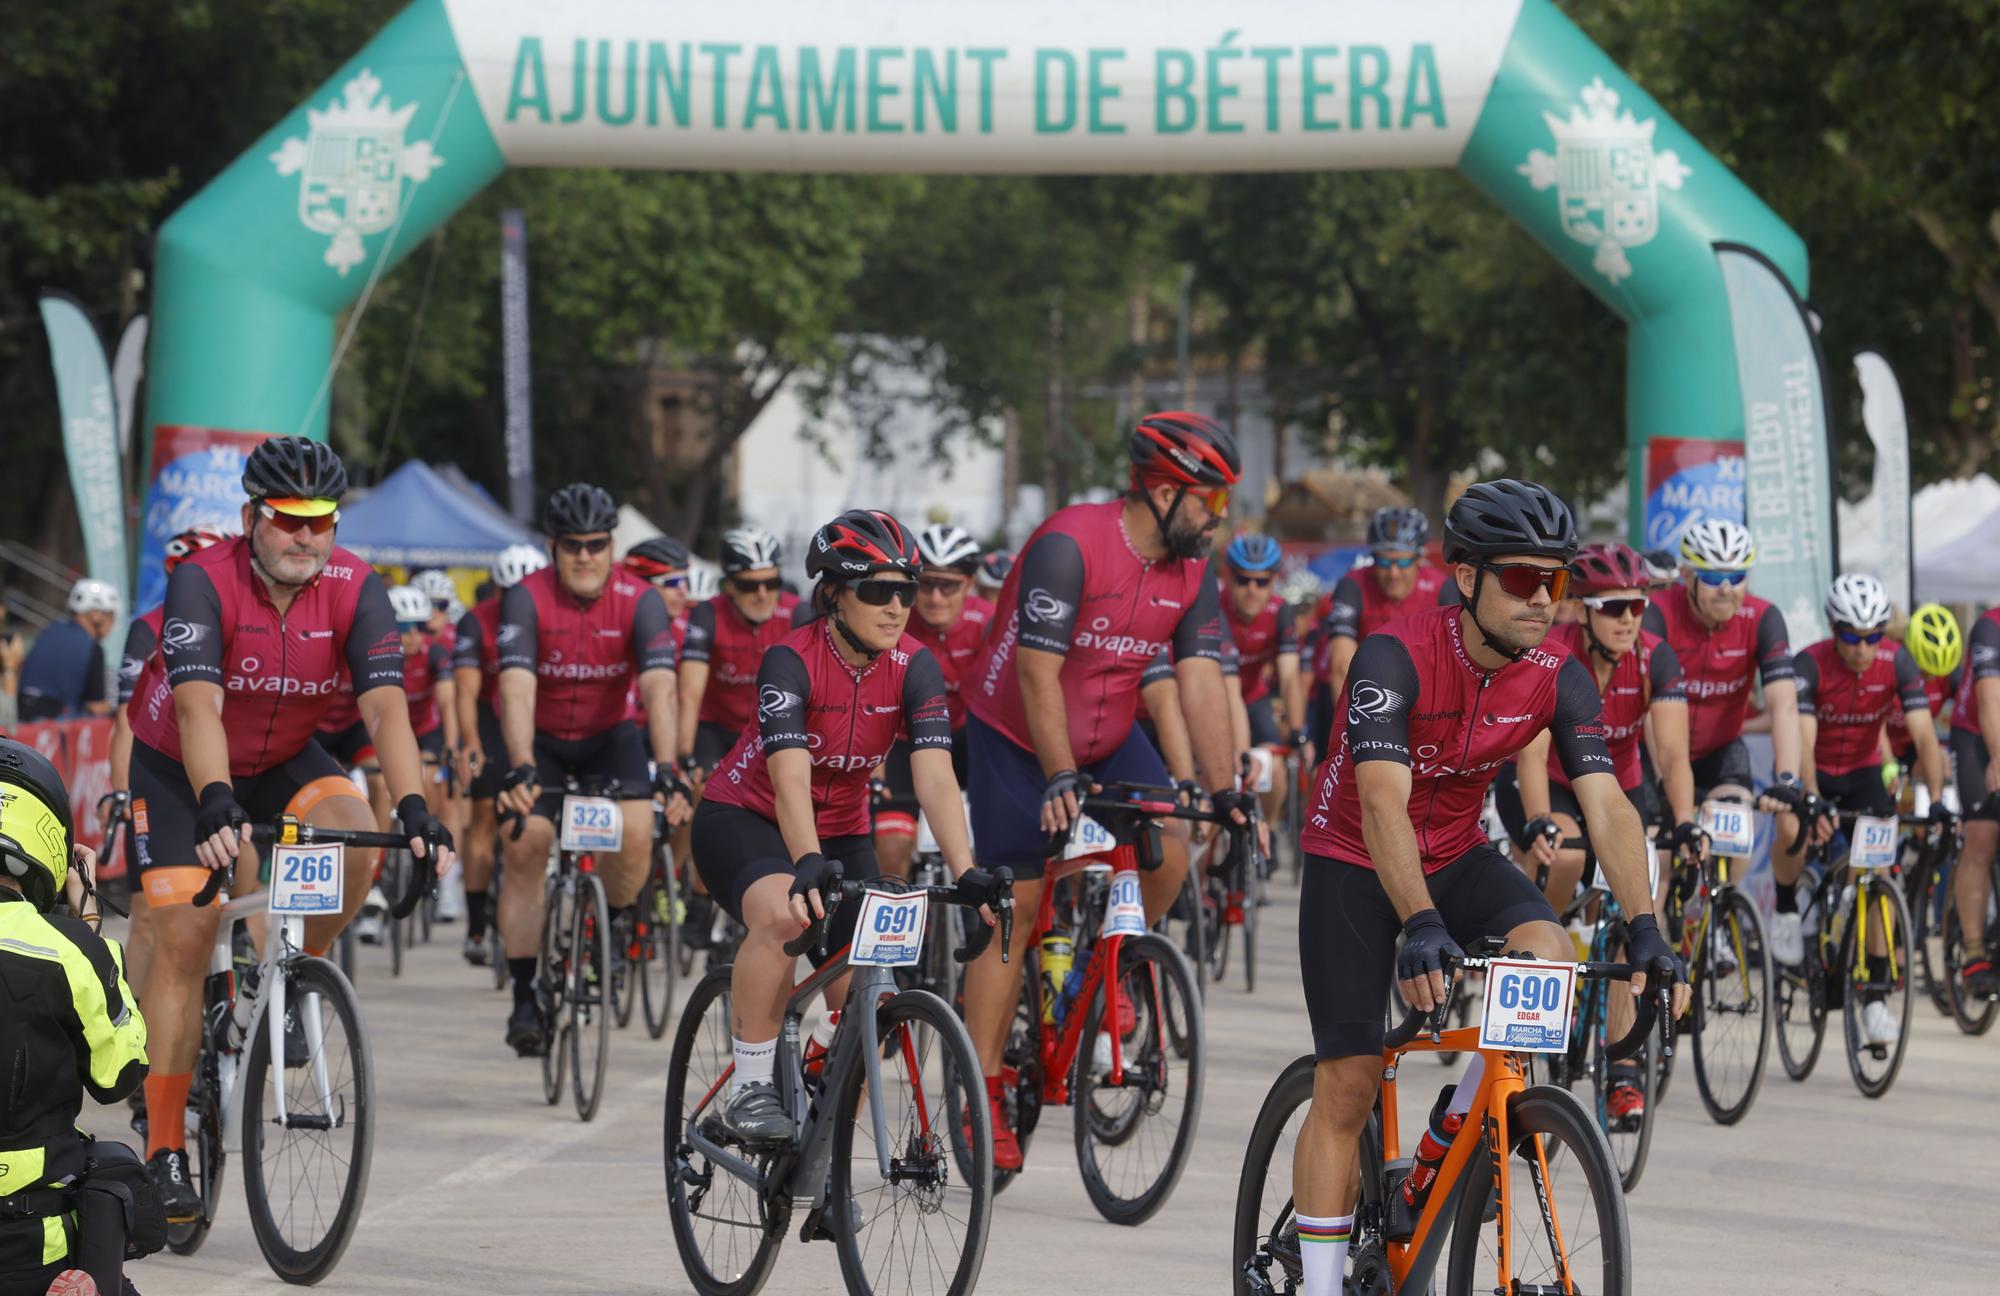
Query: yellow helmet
0 739 74 913
1906 603 1964 678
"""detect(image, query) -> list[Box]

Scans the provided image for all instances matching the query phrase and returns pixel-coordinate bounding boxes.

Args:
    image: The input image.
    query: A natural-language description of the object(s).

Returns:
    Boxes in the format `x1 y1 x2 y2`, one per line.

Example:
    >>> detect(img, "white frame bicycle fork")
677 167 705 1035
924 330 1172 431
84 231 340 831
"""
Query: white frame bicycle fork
209 892 342 1148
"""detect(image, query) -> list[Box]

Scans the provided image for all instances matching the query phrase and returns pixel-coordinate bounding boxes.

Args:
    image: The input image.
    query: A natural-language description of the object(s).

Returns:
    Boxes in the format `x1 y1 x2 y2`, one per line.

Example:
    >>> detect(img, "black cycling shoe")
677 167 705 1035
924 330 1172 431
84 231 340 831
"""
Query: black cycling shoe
713 1080 790 1146
1963 957 1999 999
462 933 490 967
148 1147 202 1224
505 1000 546 1057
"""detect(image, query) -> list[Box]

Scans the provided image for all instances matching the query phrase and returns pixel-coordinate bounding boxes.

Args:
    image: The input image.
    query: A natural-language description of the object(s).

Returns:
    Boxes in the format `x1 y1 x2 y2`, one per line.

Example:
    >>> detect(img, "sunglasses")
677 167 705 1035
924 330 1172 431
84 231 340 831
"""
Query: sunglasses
1480 561 1572 601
917 576 968 596
430 597 452 611
657 573 688 589
853 578 917 608
1694 569 1749 587
397 620 427 634
1192 486 1231 517
731 575 784 594
1373 555 1419 569
555 536 611 557
1232 573 1274 589
1583 595 1648 619
257 502 339 535
1835 627 1886 645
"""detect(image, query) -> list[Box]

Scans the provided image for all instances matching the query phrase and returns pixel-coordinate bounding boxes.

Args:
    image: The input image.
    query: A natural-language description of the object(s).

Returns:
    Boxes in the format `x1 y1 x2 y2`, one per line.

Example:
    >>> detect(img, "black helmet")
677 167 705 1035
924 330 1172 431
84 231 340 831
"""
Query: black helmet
1443 479 1578 564
807 509 922 581
1128 411 1242 490
0 738 74 913
1367 506 1430 553
542 483 618 537
624 535 689 575
242 435 348 502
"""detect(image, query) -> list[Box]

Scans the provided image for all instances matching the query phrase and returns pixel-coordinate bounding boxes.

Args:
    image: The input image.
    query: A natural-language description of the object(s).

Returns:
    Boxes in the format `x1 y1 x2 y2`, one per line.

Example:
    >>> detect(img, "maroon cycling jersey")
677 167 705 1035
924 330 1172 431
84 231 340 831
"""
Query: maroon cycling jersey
1315 565 1453 682
625 610 691 726
1303 605 1614 872
1794 639 1929 777
967 501 1222 765
684 595 797 732
451 596 504 708
1950 610 2000 736
706 621 952 837
1540 622 1684 791
1226 597 1298 704
1642 588 1794 759
403 637 450 737
315 673 360 733
497 566 677 742
116 608 165 707
905 595 994 729
127 538 402 776
1887 664 1955 754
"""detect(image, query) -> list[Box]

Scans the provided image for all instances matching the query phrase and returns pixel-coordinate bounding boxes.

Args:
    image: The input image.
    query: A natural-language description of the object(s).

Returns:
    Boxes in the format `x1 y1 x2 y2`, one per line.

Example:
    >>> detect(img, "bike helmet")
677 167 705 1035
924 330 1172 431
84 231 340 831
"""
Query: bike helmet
1225 533 1283 573
410 569 457 604
807 510 922 582
916 524 981 573
1640 548 1681 588
1367 506 1430 554
66 578 121 616
241 435 348 505
388 585 432 626
1128 411 1242 491
164 524 234 574
976 550 1014 591
719 527 782 575
1824 573 1891 631
687 564 721 601
0 738 74 913
1570 543 1652 596
542 483 618 537
492 543 548 589
1442 479 1579 564
1906 603 1964 678
1678 519 1755 572
623 536 690 583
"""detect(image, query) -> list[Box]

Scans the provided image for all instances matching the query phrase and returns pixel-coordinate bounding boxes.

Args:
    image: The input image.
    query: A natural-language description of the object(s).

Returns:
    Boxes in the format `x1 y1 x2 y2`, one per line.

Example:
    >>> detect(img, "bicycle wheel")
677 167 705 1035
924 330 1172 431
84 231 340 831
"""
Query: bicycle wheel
1205 875 1231 984
1072 933 1204 1226
1230 1055 1319 1296
831 988 992 1296
241 956 374 1284
665 965 787 1296
569 871 612 1121
1942 859 2000 1036
1691 889 1772 1125
167 1004 228 1257
1908 847 1952 1017
641 860 680 1040
1775 892 1830 1082
1444 1086 1630 1296
541 875 572 1107
1841 873 1914 1098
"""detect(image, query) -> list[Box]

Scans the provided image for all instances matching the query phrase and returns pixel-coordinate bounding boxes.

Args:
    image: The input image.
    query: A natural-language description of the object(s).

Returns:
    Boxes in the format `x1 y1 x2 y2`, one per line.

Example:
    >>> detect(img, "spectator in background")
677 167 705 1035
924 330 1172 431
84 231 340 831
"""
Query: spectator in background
18 579 120 721
0 588 21 729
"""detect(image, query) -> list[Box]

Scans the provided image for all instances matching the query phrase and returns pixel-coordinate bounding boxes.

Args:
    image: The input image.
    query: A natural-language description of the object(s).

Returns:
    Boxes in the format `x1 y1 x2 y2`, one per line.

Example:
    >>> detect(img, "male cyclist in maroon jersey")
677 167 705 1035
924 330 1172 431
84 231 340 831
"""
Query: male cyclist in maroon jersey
123 436 455 1223
1286 481 1686 1296
1311 507 1454 754
493 484 694 1055
679 526 793 778
690 509 1002 1143
1951 602 2000 997
450 543 547 966
1222 532 1309 832
873 523 994 877
962 410 1252 1171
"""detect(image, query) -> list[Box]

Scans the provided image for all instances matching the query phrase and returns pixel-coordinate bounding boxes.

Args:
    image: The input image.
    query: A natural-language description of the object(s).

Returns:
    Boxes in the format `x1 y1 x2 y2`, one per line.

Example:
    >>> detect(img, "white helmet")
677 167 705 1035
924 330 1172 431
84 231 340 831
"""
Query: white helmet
916 523 981 572
687 565 721 601
1678 519 1755 572
719 527 782 575
410 569 457 603
492 543 548 590
1825 573 1891 631
388 584 432 625
67 578 120 616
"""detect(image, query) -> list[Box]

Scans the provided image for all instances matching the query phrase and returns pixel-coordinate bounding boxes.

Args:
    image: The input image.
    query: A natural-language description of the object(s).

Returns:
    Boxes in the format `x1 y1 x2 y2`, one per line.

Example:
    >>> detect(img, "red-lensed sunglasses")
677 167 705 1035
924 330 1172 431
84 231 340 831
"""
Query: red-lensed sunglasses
256 502 338 535
1479 561 1572 601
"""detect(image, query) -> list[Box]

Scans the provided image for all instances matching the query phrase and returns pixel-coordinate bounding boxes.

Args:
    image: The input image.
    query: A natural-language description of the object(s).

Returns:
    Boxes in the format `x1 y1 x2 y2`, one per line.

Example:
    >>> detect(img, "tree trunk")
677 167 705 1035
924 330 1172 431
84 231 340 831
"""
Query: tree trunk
1001 406 1023 541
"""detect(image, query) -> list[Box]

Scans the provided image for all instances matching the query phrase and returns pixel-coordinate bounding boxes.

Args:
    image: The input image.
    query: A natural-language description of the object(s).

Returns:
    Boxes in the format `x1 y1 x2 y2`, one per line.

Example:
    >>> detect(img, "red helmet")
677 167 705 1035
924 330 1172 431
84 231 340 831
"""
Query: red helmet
1570 543 1651 595
164 523 234 573
1128 411 1241 491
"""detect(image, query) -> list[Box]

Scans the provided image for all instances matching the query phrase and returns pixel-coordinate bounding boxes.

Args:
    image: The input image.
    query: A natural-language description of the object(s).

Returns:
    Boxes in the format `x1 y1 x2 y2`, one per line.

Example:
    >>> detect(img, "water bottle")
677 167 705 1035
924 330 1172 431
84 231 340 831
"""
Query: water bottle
1039 930 1074 1025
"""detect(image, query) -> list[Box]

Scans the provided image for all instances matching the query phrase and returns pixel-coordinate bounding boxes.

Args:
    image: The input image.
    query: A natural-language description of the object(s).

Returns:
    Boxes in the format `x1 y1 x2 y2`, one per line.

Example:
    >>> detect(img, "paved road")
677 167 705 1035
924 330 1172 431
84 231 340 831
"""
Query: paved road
90 886 1994 1296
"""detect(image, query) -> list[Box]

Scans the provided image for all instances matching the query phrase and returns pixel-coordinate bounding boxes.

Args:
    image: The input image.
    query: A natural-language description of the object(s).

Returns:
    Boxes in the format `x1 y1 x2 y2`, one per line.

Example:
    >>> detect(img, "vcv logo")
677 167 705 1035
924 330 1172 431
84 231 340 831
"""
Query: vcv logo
270 68 446 275
1517 77 1691 285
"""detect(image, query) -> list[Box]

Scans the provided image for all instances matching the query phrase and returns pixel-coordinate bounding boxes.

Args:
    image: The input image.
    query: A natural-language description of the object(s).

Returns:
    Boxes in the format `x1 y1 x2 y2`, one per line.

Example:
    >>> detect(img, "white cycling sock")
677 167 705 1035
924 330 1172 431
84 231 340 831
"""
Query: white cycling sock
731 1037 776 1093
1296 1213 1353 1296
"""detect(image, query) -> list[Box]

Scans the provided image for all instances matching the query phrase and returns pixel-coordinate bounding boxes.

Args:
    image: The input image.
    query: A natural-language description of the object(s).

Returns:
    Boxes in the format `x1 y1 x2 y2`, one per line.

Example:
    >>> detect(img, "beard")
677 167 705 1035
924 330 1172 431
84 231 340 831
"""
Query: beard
1164 514 1218 561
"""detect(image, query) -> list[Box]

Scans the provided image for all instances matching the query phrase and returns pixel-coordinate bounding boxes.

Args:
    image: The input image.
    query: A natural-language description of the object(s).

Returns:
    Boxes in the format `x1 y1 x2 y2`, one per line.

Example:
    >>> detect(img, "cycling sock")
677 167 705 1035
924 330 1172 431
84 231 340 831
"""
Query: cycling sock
466 890 489 939
144 1072 192 1159
1774 881 1798 914
509 957 536 1008
731 1037 776 1092
1295 1213 1352 1296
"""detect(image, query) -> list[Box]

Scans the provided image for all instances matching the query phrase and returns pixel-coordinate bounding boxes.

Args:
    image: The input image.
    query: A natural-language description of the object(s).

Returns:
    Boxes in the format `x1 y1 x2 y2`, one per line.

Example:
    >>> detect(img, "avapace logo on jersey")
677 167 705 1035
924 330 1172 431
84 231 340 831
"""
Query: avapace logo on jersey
1072 628 1169 658
539 658 631 682
1681 675 1747 701
228 665 342 697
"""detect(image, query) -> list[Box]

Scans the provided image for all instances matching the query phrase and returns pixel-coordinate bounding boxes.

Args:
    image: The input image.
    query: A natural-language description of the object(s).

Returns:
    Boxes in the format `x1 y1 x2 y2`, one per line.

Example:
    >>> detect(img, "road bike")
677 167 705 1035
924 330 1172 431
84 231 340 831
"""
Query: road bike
1193 758 1273 994
1940 810 1999 1035
625 799 683 1039
664 872 1011 1296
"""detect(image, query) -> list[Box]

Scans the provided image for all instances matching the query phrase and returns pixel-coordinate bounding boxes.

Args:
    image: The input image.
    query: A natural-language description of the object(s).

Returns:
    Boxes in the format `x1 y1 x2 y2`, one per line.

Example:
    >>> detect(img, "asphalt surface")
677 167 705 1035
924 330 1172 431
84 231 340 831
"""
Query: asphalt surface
89 881 1996 1296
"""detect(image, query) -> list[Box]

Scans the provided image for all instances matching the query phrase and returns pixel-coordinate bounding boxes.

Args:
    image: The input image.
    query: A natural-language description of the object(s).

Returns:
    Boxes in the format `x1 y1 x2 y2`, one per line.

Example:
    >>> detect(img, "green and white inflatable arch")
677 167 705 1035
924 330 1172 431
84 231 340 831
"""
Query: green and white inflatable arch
142 0 1830 621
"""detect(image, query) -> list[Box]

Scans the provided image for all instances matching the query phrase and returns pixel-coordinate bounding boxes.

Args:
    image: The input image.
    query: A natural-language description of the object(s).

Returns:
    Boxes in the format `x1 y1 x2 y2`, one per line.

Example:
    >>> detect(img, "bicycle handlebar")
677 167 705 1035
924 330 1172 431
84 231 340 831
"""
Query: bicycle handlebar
781 869 1016 965
1383 954 1672 1064
191 816 436 918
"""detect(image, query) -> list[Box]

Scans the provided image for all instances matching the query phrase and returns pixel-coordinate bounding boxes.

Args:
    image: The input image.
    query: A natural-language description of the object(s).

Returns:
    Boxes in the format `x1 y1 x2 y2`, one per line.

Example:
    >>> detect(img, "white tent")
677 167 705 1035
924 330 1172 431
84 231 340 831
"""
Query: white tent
1840 474 2000 605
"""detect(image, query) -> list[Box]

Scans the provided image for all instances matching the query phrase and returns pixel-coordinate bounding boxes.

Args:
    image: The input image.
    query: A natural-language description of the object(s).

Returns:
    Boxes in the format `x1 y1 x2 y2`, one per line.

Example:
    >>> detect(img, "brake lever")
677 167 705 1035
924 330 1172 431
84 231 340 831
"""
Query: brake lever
1655 981 1676 1059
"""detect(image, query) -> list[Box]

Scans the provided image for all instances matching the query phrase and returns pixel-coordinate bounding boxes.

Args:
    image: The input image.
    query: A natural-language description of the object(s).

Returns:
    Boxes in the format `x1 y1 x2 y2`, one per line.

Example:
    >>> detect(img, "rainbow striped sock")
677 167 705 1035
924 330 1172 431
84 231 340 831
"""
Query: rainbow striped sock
1294 1212 1353 1296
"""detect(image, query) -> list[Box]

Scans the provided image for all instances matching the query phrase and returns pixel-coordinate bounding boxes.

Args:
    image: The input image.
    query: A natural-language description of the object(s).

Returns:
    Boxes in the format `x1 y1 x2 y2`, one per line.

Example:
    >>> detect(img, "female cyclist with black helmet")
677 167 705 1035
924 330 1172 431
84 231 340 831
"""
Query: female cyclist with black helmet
689 509 1002 1143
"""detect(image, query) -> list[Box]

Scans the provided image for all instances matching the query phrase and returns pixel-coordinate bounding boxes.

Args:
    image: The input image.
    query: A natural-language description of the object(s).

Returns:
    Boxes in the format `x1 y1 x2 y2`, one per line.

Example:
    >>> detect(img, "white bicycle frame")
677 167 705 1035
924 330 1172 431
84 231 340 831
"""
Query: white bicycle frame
203 889 342 1147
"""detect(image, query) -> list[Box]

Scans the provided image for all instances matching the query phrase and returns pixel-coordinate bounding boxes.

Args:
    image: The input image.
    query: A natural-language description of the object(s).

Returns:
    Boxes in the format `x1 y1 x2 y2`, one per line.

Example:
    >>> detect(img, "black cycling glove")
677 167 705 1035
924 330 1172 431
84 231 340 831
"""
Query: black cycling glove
1928 800 1958 830
398 793 454 857
1623 913 1684 986
1522 815 1561 849
653 764 691 805
789 852 842 915
1042 769 1084 811
1670 820 1709 856
1396 908 1464 985
1762 776 1805 814
1211 788 1258 823
501 763 538 794
1173 778 1206 809
952 866 1008 910
194 782 249 847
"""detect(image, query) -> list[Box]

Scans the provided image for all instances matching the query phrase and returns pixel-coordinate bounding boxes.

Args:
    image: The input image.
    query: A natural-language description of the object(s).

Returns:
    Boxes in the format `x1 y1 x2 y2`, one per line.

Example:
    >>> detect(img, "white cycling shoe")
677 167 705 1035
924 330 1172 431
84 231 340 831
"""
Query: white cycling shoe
1768 911 1805 967
353 886 389 945
1861 999 1900 1047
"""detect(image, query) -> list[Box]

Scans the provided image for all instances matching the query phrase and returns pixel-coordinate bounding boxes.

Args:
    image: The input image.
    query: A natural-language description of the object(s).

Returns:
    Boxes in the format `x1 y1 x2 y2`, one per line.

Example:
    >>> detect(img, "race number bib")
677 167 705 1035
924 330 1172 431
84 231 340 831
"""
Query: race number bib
1062 814 1117 861
851 888 927 967
270 843 344 915
1702 800 1754 857
1850 815 1899 871
1245 747 1276 795
1101 868 1148 938
1478 959 1577 1054
560 796 623 853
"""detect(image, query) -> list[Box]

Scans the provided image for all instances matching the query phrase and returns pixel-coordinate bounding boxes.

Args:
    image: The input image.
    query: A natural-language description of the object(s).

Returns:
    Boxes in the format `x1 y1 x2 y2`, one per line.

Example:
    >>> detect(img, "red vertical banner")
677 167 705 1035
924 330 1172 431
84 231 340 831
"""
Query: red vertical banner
11 718 117 868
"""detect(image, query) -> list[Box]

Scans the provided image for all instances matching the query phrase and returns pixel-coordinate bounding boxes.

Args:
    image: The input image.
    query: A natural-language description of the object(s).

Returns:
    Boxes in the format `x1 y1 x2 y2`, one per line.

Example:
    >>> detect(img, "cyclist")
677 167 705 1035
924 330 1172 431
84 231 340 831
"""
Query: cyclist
1288 480 1686 1295
391 583 455 827
1952 600 2000 997
873 523 993 877
1642 519 1811 956
691 509 1000 1142
450 543 548 966
0 739 152 1296
1223 533 1308 819
974 549 1013 602
1883 602 1961 781
962 410 1251 1171
1311 507 1452 754
493 484 693 1056
678 527 792 779
122 435 454 1224
18 578 121 721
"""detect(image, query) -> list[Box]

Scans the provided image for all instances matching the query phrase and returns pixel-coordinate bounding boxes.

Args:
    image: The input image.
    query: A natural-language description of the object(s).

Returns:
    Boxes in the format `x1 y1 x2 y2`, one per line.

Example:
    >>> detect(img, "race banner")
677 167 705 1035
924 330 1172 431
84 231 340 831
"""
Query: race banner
500 207 536 525
1854 350 1912 614
111 314 149 467
1641 436 1744 552
1716 244 1836 645
135 426 264 613
38 293 130 614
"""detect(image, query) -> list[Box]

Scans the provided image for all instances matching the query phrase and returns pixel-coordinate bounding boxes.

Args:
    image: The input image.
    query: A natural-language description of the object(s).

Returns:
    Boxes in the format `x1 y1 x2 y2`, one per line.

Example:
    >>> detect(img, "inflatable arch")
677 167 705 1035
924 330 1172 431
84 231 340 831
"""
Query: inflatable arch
141 0 1830 618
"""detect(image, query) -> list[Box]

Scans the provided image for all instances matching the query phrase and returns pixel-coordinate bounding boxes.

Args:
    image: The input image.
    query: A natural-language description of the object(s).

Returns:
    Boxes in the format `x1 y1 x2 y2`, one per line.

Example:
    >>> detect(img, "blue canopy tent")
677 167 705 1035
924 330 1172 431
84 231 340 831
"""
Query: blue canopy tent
339 460 535 568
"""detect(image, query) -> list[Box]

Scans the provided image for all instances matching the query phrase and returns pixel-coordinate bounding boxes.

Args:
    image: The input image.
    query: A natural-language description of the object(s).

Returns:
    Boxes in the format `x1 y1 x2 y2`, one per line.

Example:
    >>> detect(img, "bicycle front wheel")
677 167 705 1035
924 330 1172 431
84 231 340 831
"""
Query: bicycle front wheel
1841 872 1914 1098
569 871 612 1121
1691 889 1773 1125
1445 1085 1630 1296
1943 859 2000 1036
541 875 573 1107
1775 897 1829 1082
241 956 374 1285
1230 1055 1316 1296
167 998 229 1257
641 857 680 1040
1072 933 1204 1226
